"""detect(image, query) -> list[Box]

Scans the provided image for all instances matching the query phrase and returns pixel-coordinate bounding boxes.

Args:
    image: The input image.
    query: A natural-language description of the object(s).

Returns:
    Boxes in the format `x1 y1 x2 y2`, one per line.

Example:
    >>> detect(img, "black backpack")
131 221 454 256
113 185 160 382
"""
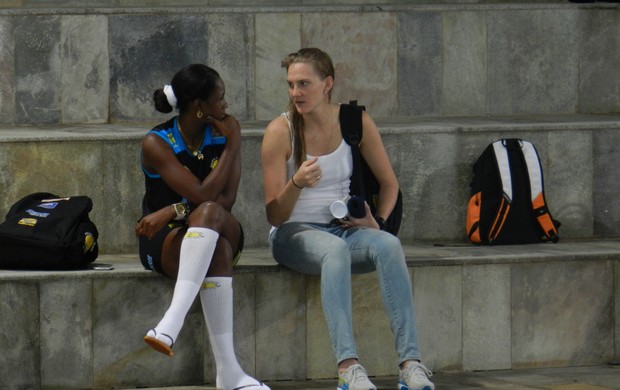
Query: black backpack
0 192 99 270
339 101 403 236
466 139 560 245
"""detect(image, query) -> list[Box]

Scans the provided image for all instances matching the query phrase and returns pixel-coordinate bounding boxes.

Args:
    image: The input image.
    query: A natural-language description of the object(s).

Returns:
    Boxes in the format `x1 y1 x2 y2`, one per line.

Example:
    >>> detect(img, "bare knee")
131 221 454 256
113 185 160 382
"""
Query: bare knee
187 201 226 231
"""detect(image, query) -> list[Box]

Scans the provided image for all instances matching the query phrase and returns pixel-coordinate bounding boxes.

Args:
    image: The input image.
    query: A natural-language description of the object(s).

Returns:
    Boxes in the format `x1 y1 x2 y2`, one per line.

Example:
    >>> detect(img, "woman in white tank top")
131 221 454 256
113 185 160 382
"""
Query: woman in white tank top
261 48 434 390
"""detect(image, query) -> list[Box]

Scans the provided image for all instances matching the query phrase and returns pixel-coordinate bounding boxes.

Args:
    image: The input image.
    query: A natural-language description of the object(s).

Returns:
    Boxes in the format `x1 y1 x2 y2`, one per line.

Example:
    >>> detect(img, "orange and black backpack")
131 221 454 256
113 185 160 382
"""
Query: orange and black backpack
466 139 560 245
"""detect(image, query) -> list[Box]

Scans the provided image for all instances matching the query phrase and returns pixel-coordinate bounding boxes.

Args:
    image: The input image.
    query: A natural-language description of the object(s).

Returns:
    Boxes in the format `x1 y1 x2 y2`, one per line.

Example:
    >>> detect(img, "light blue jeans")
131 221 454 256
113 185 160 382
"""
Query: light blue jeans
269 222 421 366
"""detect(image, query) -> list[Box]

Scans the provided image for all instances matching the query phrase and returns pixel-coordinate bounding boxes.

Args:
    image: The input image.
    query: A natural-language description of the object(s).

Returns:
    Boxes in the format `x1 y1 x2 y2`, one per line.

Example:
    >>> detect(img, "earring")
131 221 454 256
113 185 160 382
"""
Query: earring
323 89 328 95
196 110 203 119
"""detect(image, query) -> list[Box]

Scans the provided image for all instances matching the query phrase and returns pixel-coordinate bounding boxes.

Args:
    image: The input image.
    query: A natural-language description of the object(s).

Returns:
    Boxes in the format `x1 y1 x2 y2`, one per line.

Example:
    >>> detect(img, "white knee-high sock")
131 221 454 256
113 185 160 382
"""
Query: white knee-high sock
201 277 267 390
152 227 219 344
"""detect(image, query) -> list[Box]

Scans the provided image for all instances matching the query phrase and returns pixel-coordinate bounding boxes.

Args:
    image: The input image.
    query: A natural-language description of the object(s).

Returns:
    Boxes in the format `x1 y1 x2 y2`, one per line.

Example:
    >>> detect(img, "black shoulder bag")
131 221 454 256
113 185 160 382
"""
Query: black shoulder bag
0 192 99 270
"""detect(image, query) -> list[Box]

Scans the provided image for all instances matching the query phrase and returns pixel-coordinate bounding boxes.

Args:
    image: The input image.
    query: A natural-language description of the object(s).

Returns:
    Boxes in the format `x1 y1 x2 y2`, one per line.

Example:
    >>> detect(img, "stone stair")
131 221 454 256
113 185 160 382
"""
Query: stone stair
2 241 619 389
0 1 619 389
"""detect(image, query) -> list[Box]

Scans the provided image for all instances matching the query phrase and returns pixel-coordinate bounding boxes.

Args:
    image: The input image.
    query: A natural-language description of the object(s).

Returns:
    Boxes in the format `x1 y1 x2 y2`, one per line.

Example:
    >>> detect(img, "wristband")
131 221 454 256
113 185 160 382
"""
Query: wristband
291 175 303 189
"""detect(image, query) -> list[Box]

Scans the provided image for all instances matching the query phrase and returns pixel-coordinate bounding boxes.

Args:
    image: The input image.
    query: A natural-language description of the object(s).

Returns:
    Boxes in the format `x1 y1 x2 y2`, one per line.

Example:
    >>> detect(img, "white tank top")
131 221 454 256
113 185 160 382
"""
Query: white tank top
284 113 353 224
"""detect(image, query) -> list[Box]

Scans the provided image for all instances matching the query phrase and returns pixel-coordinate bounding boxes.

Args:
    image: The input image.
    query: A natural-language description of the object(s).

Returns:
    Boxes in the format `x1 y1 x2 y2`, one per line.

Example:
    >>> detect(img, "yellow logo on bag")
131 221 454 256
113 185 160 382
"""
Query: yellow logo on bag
18 218 37 227
84 233 96 253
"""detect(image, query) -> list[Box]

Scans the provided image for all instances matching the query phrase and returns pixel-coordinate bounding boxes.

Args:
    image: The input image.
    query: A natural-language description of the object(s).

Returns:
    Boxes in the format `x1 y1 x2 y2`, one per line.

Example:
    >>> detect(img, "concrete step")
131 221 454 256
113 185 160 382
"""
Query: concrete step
1 240 619 389
1 114 620 254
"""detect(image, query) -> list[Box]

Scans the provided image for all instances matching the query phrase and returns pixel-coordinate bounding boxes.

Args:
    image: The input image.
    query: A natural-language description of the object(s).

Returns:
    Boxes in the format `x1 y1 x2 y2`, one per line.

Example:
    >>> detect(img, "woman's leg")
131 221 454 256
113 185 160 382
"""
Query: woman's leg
145 201 238 356
270 223 358 364
198 237 268 389
342 228 422 364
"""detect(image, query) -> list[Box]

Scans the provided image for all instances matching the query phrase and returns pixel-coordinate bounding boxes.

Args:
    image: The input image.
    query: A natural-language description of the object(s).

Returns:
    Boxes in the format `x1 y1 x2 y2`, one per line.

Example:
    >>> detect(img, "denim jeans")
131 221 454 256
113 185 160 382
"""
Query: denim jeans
269 222 421 365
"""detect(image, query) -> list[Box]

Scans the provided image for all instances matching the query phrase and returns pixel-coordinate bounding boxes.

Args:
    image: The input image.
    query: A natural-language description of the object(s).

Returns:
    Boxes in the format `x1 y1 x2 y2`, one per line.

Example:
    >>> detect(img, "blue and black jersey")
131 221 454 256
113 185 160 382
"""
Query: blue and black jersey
140 116 227 218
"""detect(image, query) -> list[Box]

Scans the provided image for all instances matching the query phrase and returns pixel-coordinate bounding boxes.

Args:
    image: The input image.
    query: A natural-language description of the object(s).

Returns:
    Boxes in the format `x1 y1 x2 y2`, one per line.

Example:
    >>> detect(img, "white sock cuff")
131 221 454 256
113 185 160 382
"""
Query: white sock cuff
177 227 219 283
185 226 219 239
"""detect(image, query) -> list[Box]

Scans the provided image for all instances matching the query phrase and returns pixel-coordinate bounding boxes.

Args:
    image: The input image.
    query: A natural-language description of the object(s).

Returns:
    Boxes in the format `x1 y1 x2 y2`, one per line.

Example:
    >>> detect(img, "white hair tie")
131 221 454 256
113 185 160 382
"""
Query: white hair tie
163 85 177 108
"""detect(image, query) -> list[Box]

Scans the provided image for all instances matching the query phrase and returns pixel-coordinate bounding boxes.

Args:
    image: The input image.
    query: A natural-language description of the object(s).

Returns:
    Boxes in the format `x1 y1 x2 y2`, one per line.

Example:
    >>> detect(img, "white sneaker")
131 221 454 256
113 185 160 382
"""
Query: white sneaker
337 363 377 390
398 361 434 390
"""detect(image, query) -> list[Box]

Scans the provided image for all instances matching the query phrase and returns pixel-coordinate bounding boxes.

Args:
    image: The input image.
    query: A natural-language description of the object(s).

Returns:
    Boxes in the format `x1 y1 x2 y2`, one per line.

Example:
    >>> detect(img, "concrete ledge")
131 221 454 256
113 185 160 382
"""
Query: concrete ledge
2 239 620 279
1 2 614 16
2 113 620 142
1 240 618 389
405 238 620 265
1 114 620 254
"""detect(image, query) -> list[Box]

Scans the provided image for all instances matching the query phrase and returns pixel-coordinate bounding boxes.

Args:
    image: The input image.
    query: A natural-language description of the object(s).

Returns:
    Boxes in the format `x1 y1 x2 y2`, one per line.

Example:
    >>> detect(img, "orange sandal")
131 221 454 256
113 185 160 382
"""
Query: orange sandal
144 330 174 357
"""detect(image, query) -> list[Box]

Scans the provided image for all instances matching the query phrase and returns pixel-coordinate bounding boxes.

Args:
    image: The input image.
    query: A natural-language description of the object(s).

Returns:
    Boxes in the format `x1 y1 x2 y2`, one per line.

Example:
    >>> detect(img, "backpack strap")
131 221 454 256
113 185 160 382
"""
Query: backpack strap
339 101 403 235
487 141 514 243
339 100 365 147
519 140 559 242
495 139 559 243
339 101 365 199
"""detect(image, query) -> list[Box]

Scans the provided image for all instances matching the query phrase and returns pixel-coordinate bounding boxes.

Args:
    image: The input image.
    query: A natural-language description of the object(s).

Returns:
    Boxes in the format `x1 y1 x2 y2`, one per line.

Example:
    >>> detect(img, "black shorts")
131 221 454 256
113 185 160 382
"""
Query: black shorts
139 222 244 275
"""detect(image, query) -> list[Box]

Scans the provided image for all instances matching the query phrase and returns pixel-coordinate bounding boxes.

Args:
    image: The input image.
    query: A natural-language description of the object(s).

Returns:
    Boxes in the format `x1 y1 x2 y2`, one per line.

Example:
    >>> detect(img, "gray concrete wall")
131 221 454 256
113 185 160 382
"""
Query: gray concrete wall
0 3 619 254
1 116 619 255
0 6 618 390
0 3 618 126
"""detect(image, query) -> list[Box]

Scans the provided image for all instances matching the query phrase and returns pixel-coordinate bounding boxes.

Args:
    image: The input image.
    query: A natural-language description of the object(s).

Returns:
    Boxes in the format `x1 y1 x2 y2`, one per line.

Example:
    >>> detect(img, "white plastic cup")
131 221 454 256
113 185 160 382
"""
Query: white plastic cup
330 200 348 219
